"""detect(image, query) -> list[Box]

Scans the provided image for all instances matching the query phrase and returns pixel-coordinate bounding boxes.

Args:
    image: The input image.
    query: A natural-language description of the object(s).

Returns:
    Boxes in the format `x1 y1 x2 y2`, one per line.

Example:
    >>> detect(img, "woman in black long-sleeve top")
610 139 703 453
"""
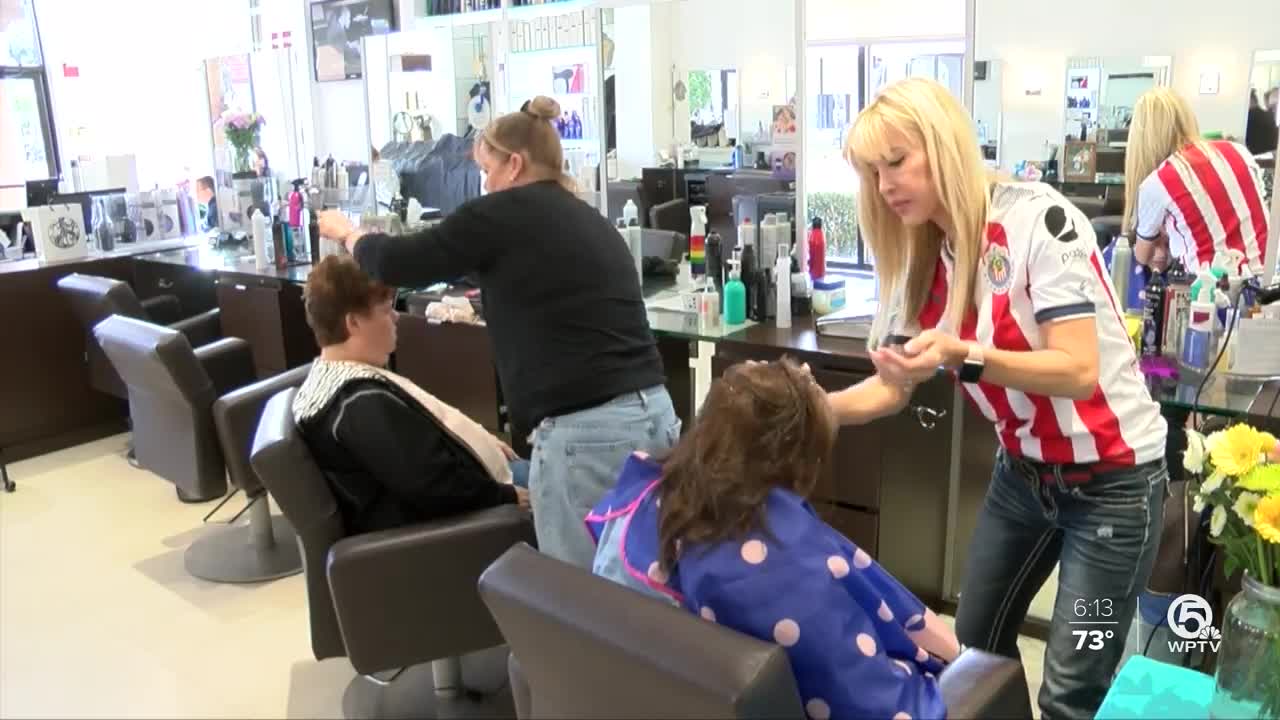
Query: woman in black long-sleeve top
318 96 680 568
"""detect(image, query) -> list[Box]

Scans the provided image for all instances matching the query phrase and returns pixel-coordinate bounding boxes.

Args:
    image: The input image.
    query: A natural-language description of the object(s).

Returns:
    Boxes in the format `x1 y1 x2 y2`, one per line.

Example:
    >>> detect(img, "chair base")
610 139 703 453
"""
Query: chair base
175 485 226 504
183 514 302 583
341 647 513 720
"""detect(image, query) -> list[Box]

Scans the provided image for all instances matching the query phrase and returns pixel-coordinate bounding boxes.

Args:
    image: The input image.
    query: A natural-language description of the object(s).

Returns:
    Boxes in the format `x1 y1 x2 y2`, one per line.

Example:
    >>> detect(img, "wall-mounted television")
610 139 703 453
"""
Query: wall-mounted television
311 0 397 83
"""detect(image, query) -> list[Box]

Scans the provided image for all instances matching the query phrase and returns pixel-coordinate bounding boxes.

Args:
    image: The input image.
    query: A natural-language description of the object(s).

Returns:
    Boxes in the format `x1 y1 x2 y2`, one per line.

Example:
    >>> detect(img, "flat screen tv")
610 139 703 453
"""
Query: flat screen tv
311 0 396 83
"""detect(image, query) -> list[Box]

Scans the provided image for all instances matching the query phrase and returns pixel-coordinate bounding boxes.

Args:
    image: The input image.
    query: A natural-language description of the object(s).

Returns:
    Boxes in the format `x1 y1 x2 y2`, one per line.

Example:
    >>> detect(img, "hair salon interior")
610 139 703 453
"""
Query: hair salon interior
3 0 1280 717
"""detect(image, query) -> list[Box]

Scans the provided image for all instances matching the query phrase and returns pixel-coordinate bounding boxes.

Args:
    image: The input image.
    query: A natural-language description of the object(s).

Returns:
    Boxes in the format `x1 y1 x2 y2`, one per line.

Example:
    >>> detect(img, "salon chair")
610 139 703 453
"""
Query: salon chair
650 197 691 237
250 388 536 719
177 364 313 583
480 544 1034 720
1092 215 1125 250
94 315 256 503
58 273 220 401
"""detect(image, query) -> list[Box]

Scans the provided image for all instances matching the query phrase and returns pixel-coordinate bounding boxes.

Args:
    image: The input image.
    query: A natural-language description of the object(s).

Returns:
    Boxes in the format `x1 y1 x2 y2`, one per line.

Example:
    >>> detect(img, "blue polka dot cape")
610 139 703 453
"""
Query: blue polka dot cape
586 454 952 720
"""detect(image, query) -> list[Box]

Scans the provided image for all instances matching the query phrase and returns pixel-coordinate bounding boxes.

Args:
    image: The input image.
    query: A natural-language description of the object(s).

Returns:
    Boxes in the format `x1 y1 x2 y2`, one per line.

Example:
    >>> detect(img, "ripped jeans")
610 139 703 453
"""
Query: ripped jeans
954 449 1167 720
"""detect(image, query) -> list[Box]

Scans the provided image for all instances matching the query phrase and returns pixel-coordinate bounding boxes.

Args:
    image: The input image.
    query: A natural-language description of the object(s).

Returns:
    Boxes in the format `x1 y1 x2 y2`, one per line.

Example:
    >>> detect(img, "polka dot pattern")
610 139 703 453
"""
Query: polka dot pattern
741 539 768 565
827 555 850 579
773 619 800 647
853 548 872 569
700 606 716 622
877 600 894 622
905 613 925 631
806 698 831 720
856 633 877 656
893 659 913 675
916 646 929 663
647 561 668 584
894 713 912 720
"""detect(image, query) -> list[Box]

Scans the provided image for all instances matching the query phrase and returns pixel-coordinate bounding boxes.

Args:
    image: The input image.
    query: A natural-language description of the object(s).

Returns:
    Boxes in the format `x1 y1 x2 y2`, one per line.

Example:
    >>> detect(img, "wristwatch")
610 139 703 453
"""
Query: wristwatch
957 342 985 383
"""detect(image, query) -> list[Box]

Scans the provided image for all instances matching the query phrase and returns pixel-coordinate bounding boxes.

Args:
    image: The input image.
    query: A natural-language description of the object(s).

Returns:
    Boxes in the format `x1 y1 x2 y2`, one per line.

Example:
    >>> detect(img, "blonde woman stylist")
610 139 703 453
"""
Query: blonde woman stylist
1124 87 1270 275
828 78 1168 720
317 97 678 569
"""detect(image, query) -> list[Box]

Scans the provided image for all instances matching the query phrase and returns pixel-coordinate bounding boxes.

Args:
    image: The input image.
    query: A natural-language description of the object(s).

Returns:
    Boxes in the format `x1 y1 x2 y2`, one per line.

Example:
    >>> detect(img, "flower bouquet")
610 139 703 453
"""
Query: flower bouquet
220 110 266 175
1183 424 1280 718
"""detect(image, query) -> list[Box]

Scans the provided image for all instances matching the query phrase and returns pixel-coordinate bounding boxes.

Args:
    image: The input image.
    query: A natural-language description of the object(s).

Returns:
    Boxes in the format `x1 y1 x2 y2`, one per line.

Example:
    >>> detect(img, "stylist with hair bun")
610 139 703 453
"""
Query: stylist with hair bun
318 96 679 568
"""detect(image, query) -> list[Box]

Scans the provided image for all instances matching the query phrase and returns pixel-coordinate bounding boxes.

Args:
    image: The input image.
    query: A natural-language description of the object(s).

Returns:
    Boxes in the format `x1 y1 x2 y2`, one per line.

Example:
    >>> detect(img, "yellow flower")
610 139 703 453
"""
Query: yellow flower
1256 495 1280 545
1210 425 1276 477
1238 464 1280 494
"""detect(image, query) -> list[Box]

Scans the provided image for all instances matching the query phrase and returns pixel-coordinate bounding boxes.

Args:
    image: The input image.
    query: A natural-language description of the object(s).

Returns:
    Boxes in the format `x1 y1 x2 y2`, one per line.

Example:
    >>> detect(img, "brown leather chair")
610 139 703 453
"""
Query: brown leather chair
175 364 313 584
479 544 1035 720
93 315 257 503
250 388 537 718
57 273 222 400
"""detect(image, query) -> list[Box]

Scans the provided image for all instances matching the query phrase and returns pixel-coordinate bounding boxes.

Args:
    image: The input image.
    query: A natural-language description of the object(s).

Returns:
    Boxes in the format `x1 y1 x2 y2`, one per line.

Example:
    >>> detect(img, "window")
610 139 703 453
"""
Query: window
1 0 58 185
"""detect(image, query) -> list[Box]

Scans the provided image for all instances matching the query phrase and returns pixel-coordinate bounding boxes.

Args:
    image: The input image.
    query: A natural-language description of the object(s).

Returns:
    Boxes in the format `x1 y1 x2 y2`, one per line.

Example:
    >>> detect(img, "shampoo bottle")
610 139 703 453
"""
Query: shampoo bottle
808 217 827 281
1181 284 1216 371
628 219 643 283
706 231 724 294
251 208 269 270
724 253 747 325
738 217 756 255
775 243 792 329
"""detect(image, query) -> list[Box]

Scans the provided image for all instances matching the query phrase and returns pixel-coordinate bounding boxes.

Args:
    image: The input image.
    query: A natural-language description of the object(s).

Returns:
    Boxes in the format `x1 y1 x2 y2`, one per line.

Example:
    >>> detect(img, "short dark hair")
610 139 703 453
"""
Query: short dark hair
196 176 215 192
303 256 396 347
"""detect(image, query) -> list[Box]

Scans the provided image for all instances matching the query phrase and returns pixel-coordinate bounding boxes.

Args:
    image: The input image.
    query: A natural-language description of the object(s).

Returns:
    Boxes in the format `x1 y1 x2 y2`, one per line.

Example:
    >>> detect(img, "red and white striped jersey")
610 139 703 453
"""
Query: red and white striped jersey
1135 140 1270 275
909 182 1167 466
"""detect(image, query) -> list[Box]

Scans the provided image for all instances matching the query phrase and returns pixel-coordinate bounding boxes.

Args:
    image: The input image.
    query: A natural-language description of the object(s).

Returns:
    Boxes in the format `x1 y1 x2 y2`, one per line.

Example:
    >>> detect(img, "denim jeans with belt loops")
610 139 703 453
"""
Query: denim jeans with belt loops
954 449 1167 720
528 385 681 569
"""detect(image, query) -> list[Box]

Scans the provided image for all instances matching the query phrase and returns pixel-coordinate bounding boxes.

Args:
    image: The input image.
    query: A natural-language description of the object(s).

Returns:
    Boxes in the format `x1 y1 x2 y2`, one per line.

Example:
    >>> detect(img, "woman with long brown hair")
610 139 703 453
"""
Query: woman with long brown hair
318 97 677 569
588 359 960 720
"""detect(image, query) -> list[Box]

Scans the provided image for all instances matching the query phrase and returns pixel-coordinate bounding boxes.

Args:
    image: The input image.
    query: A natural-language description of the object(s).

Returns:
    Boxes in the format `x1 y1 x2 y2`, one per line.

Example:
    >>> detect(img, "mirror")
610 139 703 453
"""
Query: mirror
506 4 604 207
973 59 1003 167
205 54 257 179
1246 49 1280 159
1063 56 1172 141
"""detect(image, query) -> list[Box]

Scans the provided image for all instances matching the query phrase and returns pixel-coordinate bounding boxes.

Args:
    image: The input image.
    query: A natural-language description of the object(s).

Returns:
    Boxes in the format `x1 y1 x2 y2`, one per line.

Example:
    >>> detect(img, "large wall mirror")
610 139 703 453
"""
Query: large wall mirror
1246 49 1279 205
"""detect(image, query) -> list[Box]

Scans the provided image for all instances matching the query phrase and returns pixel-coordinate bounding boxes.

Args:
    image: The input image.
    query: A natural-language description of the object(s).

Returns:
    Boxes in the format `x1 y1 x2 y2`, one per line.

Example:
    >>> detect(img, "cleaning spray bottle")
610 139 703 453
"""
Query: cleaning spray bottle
689 205 708 276
288 179 305 230
724 250 747 325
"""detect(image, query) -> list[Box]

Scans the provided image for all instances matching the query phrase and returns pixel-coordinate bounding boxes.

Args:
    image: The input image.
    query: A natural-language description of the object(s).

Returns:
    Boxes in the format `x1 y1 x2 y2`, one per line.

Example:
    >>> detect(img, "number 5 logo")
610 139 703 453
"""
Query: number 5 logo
1167 594 1213 640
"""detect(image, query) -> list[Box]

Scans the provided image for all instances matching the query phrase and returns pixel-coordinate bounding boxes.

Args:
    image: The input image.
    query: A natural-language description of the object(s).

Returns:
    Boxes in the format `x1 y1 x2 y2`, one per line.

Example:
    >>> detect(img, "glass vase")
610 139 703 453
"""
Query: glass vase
1209 572 1280 719
232 145 253 175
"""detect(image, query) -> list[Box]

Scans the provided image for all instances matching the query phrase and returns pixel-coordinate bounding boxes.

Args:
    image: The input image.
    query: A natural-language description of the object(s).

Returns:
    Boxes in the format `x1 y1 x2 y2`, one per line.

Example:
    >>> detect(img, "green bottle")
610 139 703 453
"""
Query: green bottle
723 252 747 325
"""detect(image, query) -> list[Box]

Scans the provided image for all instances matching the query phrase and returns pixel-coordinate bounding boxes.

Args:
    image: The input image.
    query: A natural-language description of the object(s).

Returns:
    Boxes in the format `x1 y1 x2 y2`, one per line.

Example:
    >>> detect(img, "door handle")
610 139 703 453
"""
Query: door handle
909 404 947 430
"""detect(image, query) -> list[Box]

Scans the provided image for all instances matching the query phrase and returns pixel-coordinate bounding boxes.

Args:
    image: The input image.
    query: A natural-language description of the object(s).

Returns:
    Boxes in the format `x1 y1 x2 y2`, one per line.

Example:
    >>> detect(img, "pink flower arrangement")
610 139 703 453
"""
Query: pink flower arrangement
220 110 266 152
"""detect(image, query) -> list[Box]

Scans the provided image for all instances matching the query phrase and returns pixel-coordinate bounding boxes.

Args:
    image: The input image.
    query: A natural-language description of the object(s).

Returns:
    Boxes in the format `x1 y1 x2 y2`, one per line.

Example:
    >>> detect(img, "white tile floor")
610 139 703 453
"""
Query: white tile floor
1 433 1047 718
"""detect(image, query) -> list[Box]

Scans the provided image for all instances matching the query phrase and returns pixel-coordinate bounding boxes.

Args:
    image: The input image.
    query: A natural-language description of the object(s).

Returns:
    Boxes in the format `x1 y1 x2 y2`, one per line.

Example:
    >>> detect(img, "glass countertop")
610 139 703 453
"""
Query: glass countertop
1146 367 1277 418
137 243 314 283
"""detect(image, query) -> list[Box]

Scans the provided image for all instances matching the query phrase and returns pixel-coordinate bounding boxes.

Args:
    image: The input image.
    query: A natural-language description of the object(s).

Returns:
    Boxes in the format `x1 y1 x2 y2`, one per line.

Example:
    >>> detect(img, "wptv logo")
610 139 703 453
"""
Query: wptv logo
1166 594 1222 654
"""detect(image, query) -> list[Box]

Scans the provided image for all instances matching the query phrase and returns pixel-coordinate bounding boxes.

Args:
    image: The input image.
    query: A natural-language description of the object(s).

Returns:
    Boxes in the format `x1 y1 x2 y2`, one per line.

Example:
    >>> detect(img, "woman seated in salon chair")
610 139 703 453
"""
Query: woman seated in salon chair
587 358 961 720
293 256 529 536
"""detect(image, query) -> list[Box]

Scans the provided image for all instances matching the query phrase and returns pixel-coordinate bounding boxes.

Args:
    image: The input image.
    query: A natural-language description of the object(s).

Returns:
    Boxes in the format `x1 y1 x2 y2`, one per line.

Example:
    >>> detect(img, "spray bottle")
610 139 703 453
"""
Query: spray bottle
288 179 305 229
738 217 756 255
689 205 708 276
723 251 747 325
1181 282 1217 371
251 208 270 270
1110 234 1132 306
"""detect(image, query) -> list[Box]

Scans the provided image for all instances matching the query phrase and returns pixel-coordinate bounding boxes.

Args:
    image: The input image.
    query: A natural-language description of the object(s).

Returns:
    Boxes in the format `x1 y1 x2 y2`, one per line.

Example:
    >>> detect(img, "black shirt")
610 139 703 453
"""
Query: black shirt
299 379 516 535
354 180 665 432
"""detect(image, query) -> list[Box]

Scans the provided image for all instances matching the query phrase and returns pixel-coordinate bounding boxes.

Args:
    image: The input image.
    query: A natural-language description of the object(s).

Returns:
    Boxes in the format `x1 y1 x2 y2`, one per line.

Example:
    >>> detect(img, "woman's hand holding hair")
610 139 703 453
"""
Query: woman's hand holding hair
317 210 368 254
870 329 965 387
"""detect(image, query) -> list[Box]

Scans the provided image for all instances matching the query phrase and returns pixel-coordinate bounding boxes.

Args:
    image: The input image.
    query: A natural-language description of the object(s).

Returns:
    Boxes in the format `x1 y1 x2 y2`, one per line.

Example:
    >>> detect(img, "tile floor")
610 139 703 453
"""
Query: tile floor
1 434 1048 718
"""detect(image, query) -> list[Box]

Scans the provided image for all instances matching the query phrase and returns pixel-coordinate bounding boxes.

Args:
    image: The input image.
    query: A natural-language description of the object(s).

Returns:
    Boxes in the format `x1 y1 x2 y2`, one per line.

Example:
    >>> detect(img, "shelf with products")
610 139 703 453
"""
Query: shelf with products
423 0 501 17
508 6 598 54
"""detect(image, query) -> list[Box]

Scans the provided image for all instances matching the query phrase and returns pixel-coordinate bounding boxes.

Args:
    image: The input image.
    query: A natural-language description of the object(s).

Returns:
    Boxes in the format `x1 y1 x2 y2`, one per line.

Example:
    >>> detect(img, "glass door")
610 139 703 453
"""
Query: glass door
867 40 965 104
804 42 865 267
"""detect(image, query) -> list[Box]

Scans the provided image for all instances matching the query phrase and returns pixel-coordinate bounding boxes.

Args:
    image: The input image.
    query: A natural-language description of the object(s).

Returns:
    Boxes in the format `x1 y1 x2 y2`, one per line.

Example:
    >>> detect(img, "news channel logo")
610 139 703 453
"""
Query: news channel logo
1166 593 1222 653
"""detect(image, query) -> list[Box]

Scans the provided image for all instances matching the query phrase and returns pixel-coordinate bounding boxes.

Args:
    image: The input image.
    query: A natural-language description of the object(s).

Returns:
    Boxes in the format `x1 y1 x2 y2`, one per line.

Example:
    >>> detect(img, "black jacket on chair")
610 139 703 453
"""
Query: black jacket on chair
296 373 516 536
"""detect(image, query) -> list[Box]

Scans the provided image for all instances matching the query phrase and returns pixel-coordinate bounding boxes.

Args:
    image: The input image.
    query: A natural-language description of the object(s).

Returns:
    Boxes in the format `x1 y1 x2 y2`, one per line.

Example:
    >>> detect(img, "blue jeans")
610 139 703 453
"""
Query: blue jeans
955 450 1167 720
510 459 530 489
528 385 681 568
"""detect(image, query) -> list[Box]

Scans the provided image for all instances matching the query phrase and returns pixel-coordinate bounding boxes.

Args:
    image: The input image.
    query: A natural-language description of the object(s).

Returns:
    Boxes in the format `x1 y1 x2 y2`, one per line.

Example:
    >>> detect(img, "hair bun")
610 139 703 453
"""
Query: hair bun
527 96 561 121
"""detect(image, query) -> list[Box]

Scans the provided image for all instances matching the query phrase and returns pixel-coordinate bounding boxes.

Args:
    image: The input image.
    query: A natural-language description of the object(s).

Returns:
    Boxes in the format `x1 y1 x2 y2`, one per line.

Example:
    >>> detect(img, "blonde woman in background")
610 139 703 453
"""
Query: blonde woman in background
1124 87 1270 275
827 77 1168 719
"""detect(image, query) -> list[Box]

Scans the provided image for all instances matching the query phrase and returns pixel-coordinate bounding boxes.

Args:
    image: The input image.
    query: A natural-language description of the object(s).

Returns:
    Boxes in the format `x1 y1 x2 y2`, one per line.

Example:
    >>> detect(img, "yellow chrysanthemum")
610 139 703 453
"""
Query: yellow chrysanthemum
1256 495 1280 545
1210 425 1276 477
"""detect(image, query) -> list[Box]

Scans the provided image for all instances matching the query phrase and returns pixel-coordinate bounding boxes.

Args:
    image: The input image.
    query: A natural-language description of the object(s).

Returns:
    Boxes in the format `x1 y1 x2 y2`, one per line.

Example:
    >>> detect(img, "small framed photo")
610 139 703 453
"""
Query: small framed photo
1064 141 1097 183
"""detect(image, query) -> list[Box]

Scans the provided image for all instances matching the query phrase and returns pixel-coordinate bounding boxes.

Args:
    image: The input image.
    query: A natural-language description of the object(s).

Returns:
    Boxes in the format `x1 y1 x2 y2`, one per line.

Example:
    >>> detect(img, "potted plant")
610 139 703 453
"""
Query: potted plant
1184 424 1280 718
220 110 266 176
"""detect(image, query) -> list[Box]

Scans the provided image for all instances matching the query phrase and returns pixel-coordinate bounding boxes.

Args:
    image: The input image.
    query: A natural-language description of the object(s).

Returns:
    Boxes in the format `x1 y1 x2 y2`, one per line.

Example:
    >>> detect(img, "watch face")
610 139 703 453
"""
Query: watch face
958 361 984 384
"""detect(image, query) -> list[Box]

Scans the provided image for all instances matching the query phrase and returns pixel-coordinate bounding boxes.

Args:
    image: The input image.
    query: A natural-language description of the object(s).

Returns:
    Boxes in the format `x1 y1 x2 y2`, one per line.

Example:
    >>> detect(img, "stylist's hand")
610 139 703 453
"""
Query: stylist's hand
870 329 966 387
514 486 531 511
317 210 366 253
495 438 519 461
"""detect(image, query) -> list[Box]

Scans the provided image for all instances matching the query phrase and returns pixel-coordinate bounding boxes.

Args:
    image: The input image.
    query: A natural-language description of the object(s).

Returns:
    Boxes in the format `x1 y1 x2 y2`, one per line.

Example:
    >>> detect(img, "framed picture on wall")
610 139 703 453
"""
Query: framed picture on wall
1064 141 1097 183
311 0 397 82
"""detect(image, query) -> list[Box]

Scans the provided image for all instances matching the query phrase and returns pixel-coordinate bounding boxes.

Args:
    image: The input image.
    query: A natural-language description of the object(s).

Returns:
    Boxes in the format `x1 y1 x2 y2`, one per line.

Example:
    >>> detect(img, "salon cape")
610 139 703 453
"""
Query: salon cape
587 454 957 720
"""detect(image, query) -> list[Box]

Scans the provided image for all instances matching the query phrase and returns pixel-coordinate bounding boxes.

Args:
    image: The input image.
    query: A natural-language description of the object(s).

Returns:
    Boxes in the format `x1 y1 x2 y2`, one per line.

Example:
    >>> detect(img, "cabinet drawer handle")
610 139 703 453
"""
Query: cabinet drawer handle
157 279 174 289
235 284 247 291
910 404 947 430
